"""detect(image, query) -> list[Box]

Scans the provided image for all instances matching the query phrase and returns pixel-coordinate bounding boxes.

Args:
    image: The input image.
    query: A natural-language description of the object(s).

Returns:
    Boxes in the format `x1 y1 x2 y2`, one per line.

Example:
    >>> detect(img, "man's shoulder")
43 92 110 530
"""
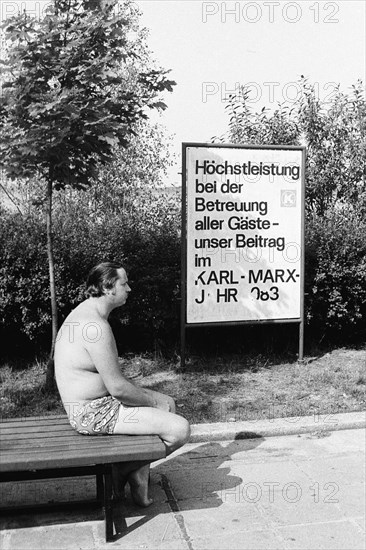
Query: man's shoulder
60 302 111 333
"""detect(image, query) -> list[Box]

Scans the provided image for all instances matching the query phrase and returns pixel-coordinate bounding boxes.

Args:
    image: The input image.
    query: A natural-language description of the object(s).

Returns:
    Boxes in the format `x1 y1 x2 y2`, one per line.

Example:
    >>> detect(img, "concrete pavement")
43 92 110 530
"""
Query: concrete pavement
0 413 365 550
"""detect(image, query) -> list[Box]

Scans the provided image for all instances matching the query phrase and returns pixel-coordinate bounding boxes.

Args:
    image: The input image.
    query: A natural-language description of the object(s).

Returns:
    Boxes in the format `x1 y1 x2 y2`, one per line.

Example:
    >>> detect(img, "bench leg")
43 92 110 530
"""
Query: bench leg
104 465 114 542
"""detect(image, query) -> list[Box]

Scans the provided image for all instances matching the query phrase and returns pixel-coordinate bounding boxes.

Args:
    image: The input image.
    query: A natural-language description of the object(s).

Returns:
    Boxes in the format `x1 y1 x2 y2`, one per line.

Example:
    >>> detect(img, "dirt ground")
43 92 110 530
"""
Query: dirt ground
135 347 366 423
1 347 365 423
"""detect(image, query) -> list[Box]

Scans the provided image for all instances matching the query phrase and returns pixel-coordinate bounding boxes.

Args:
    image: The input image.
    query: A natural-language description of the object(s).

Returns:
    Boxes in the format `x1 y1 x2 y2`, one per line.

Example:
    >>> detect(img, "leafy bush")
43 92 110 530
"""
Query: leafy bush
305 209 366 342
1 200 366 355
0 192 182 355
0 210 51 354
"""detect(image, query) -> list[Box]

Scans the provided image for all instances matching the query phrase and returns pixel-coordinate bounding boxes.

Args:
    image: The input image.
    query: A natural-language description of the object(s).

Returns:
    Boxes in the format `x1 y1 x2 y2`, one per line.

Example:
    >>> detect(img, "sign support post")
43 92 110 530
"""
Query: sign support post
298 145 306 362
180 144 188 370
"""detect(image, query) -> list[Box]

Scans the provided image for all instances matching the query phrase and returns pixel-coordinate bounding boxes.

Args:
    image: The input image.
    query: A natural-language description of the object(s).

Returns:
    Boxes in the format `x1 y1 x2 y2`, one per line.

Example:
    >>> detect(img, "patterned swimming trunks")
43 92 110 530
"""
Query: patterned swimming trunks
70 396 121 435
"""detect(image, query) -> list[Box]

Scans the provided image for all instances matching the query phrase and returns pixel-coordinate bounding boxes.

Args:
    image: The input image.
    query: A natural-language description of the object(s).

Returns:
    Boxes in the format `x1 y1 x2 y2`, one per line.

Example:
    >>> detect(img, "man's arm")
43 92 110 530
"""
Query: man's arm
118 376 175 412
83 319 158 408
143 387 176 414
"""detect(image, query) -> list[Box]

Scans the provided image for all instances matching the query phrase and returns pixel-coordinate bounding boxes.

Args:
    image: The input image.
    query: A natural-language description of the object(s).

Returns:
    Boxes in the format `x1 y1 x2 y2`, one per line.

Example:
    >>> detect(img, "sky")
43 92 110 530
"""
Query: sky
136 0 366 184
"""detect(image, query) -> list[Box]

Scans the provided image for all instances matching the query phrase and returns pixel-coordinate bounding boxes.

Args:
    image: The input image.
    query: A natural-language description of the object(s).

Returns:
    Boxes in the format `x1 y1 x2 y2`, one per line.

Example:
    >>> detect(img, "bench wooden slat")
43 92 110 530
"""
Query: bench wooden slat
1 444 162 461
2 434 106 445
1 431 74 441
1 432 159 445
1 440 166 461
0 446 165 473
1 436 164 454
1 424 76 435
1 421 80 439
0 415 68 425
0 442 165 471
0 420 70 434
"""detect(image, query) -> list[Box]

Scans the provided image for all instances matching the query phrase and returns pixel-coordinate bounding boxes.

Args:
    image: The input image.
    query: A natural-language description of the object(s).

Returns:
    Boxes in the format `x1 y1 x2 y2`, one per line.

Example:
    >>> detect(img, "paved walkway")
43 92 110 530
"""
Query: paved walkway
0 423 365 549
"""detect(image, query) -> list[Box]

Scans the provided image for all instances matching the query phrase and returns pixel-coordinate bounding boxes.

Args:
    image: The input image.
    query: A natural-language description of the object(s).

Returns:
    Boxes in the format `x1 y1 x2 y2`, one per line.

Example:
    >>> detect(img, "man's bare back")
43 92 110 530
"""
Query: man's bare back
55 300 112 410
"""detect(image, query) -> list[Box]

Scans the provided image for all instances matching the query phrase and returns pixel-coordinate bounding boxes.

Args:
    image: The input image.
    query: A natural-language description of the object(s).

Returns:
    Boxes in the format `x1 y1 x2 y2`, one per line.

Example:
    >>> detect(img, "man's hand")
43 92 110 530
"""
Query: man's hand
144 388 176 414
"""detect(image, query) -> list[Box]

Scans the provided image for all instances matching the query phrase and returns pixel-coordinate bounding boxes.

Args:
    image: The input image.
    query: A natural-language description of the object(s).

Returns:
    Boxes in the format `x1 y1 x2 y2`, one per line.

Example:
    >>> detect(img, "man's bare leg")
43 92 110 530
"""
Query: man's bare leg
114 404 190 455
112 403 190 505
111 462 142 500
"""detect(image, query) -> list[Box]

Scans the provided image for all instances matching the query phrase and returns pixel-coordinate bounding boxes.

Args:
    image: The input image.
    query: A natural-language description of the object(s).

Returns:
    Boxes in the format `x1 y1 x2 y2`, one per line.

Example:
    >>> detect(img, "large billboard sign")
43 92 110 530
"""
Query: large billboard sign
182 143 306 326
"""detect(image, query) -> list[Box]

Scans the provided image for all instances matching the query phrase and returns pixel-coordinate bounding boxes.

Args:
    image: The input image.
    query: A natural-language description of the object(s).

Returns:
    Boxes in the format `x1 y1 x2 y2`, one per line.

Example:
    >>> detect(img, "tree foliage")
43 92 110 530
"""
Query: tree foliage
298 79 366 215
219 77 366 216
81 121 176 219
218 86 300 146
0 0 175 187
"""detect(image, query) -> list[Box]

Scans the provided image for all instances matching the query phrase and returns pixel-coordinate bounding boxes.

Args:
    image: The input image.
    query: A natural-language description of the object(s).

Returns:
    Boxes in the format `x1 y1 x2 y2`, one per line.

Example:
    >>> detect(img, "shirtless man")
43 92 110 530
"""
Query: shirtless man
55 262 190 506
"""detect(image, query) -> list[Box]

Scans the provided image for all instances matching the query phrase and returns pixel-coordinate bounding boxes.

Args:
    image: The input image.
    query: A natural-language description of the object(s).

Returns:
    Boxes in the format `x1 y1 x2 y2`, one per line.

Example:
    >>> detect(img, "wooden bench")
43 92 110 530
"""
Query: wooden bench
0 415 166 542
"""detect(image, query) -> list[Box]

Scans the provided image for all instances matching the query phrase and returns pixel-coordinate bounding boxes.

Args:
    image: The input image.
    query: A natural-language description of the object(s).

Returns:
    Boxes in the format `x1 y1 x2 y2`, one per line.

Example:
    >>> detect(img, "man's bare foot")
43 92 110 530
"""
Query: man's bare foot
128 464 153 507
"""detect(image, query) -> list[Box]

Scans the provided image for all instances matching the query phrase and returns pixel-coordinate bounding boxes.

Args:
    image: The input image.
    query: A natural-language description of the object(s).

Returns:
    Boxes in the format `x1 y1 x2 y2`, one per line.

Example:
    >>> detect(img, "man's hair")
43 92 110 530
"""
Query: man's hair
86 262 124 298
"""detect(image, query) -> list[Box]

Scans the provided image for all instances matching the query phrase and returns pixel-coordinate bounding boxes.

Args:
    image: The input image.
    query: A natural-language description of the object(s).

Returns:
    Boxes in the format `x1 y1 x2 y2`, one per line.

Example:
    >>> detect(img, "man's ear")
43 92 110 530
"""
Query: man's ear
103 285 115 296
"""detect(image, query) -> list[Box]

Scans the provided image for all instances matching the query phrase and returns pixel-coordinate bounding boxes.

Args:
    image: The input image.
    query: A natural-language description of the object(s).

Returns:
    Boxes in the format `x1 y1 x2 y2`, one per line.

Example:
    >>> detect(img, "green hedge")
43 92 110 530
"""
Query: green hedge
0 204 181 354
0 204 365 356
304 209 366 342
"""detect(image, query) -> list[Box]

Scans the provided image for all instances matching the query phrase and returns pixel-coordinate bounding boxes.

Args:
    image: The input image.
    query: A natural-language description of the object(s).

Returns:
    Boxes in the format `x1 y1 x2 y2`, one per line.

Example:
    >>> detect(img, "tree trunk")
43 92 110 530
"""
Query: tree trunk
45 178 58 392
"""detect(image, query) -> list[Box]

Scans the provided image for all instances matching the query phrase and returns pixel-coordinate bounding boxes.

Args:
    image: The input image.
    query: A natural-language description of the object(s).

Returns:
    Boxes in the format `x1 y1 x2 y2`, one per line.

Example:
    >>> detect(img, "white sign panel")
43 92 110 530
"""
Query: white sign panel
185 144 305 324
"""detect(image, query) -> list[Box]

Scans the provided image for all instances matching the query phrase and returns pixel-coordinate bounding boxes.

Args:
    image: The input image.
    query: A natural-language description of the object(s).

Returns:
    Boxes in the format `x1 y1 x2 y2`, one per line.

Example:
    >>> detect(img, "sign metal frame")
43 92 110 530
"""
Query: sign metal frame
180 142 306 368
